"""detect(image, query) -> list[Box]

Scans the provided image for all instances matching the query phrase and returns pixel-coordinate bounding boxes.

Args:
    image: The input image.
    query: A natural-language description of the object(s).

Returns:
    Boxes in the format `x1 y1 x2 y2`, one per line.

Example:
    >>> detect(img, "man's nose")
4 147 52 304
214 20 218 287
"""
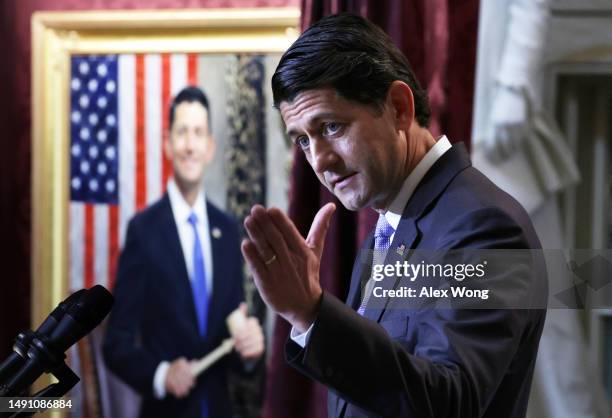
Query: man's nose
185 132 196 150
310 140 339 174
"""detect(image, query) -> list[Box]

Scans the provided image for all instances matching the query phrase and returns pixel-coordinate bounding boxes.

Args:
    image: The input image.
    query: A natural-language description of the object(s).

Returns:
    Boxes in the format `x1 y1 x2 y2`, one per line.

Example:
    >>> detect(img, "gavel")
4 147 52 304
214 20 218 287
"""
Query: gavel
189 306 247 377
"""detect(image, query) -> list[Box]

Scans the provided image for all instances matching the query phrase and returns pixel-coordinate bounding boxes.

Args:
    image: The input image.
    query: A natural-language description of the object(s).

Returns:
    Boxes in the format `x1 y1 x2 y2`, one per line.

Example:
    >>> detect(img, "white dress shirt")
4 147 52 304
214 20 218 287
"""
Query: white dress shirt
153 179 214 399
290 136 452 347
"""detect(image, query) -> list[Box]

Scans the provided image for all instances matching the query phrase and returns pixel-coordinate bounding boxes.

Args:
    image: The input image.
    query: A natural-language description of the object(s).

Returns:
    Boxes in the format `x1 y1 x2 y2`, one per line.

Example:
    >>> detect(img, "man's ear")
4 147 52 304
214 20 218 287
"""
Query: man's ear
386 81 415 131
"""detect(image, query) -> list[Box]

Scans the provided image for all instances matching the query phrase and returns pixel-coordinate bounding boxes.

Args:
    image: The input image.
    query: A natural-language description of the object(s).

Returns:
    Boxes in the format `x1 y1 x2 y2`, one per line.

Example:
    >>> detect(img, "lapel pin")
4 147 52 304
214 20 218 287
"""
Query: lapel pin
212 227 222 239
396 243 406 256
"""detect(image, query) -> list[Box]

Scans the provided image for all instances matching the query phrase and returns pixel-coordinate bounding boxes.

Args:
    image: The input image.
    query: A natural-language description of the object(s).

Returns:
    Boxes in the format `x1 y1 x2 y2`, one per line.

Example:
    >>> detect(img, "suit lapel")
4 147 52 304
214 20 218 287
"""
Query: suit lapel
204 201 224 339
346 233 374 310
159 195 200 335
361 143 472 324
337 223 419 417
401 142 471 219
363 217 419 323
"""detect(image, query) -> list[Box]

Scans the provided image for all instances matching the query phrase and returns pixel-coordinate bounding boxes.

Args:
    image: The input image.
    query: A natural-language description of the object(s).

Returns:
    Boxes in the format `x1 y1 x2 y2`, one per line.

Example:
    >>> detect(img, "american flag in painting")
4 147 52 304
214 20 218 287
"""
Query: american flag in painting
69 53 199 292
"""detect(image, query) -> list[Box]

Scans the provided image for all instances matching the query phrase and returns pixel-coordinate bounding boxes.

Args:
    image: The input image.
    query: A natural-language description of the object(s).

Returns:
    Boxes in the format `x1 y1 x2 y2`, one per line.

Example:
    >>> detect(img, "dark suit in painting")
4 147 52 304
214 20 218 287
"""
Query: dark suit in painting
104 194 243 418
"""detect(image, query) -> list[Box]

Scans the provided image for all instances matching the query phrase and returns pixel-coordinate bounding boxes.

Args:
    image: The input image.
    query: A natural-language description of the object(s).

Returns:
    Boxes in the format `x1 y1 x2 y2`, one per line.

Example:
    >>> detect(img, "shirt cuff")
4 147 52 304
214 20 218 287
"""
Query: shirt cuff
289 323 314 348
153 361 170 399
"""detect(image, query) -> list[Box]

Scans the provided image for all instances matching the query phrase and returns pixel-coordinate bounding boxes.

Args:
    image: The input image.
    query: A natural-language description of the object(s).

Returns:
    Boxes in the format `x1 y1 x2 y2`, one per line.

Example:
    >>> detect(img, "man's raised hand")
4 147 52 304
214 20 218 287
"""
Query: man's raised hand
241 203 336 332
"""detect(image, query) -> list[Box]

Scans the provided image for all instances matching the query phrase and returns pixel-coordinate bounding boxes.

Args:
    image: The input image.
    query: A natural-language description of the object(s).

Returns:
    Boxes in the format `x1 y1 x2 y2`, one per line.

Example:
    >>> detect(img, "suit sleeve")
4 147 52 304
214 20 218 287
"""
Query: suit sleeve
286 207 544 417
102 218 160 396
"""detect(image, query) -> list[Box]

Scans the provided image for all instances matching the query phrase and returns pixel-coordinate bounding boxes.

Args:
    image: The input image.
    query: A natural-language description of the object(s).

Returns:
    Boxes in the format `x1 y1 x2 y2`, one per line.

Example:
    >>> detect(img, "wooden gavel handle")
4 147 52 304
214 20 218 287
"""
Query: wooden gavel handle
190 338 235 377
190 306 246 377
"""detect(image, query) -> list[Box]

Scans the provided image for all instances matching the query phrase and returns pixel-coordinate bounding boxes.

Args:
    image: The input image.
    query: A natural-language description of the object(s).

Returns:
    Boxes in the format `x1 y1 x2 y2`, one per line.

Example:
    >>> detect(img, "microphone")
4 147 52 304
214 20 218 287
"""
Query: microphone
36 289 88 337
48 285 114 353
0 285 114 396
0 289 87 384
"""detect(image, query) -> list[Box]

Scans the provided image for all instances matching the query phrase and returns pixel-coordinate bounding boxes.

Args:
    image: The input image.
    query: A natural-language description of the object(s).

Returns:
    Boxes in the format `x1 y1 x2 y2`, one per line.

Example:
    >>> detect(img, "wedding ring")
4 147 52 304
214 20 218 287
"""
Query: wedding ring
264 254 277 265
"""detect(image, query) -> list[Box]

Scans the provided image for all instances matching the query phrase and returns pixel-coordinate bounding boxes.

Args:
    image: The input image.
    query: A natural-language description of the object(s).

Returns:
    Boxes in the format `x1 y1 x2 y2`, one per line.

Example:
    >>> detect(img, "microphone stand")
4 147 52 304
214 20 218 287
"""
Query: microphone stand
0 333 80 417
0 331 35 384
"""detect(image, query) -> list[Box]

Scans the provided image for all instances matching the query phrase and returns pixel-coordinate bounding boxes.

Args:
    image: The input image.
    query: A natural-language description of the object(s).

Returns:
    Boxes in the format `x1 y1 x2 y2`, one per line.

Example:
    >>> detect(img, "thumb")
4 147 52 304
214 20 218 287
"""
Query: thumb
306 203 336 259
239 302 248 316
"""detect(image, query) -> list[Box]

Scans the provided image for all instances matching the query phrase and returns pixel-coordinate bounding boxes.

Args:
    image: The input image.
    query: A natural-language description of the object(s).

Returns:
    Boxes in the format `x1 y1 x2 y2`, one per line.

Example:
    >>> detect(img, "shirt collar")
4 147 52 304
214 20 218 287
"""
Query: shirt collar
167 178 206 223
384 136 452 230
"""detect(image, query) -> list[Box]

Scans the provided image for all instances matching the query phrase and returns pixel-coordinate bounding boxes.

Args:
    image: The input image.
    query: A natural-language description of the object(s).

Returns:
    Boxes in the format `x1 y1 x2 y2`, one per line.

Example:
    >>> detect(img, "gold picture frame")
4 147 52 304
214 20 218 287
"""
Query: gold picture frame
30 8 299 416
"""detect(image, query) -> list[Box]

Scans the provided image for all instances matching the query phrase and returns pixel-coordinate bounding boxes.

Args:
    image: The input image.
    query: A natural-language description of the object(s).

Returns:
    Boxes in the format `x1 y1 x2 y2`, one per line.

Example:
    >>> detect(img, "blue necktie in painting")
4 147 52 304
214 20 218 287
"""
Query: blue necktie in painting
187 212 208 336
358 215 395 315
187 212 209 418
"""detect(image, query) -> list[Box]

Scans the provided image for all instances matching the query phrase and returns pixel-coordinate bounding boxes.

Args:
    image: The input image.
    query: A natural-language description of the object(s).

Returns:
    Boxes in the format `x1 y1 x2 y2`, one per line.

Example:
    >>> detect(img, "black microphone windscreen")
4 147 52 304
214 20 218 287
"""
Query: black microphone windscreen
36 289 88 337
41 289 87 327
49 285 114 352
69 285 114 330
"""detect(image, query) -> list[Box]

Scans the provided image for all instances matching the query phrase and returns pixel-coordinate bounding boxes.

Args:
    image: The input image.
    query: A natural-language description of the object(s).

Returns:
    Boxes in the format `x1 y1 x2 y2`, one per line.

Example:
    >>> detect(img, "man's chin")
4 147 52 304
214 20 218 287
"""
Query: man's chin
174 174 204 189
336 195 368 212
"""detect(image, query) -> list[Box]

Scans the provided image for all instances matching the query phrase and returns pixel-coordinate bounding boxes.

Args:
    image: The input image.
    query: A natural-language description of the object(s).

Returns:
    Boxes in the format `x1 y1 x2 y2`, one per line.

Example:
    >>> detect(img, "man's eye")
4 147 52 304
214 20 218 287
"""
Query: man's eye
323 122 342 136
296 136 310 150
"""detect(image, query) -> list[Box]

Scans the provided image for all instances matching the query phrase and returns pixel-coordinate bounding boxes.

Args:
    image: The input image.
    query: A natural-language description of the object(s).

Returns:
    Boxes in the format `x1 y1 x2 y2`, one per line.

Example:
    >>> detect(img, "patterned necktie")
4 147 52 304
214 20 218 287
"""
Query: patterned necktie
187 212 208 337
358 214 395 315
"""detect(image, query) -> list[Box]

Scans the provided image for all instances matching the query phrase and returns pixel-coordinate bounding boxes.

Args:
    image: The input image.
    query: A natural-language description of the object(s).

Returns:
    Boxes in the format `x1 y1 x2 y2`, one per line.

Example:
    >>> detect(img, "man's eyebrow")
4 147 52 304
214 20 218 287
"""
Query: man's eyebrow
285 112 338 137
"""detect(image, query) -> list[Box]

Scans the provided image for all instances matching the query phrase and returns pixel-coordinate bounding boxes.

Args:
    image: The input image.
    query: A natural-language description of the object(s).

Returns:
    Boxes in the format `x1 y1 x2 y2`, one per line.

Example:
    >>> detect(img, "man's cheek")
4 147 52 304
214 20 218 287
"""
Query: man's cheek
315 173 330 189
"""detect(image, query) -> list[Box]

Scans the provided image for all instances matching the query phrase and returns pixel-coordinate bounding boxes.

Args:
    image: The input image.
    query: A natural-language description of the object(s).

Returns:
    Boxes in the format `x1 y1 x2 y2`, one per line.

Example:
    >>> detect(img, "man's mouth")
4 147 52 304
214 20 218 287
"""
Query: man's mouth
331 172 358 190
181 157 199 166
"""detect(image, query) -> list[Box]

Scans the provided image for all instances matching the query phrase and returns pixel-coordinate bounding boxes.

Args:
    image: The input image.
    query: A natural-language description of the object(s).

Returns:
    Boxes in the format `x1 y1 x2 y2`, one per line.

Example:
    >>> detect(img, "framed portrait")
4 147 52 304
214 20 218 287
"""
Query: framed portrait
31 8 299 417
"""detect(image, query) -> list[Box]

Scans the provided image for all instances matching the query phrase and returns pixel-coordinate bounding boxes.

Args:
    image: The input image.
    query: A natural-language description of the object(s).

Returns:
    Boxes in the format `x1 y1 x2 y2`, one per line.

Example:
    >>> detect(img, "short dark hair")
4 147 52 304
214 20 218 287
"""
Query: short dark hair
169 86 211 129
272 13 431 127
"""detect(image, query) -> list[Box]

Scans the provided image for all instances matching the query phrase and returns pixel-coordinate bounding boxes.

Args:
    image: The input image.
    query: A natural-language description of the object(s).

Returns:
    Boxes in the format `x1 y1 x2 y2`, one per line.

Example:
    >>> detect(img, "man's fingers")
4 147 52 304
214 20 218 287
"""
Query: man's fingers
240 346 264 359
167 359 195 399
268 207 308 253
244 212 276 263
306 203 336 258
236 334 264 353
241 239 267 280
174 380 192 398
239 302 248 317
250 207 291 265
234 319 261 340
235 330 264 358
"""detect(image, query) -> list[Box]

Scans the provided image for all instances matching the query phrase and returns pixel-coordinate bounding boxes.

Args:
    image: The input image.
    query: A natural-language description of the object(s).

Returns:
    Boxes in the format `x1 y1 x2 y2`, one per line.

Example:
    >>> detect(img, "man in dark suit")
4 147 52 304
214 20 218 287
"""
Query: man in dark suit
103 86 264 418
240 14 547 418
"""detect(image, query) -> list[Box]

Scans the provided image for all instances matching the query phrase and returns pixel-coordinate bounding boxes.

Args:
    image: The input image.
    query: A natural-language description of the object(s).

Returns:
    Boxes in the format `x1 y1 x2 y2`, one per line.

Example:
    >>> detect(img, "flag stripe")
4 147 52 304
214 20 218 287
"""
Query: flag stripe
70 202 85 291
94 204 109 288
84 204 95 289
118 54 136 248
108 204 119 291
188 53 198 86
145 54 162 205
161 53 172 190
135 54 147 211
170 54 187 96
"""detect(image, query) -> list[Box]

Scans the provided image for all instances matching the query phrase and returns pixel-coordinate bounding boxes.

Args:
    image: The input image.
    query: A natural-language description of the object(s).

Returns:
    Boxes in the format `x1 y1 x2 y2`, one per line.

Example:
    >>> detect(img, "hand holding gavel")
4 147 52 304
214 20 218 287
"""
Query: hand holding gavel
190 303 264 377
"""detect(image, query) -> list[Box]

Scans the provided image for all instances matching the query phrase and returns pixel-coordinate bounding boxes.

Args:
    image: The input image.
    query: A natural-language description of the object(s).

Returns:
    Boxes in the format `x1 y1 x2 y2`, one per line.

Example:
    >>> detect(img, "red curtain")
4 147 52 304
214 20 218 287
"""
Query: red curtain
263 1 479 417
0 0 298 359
